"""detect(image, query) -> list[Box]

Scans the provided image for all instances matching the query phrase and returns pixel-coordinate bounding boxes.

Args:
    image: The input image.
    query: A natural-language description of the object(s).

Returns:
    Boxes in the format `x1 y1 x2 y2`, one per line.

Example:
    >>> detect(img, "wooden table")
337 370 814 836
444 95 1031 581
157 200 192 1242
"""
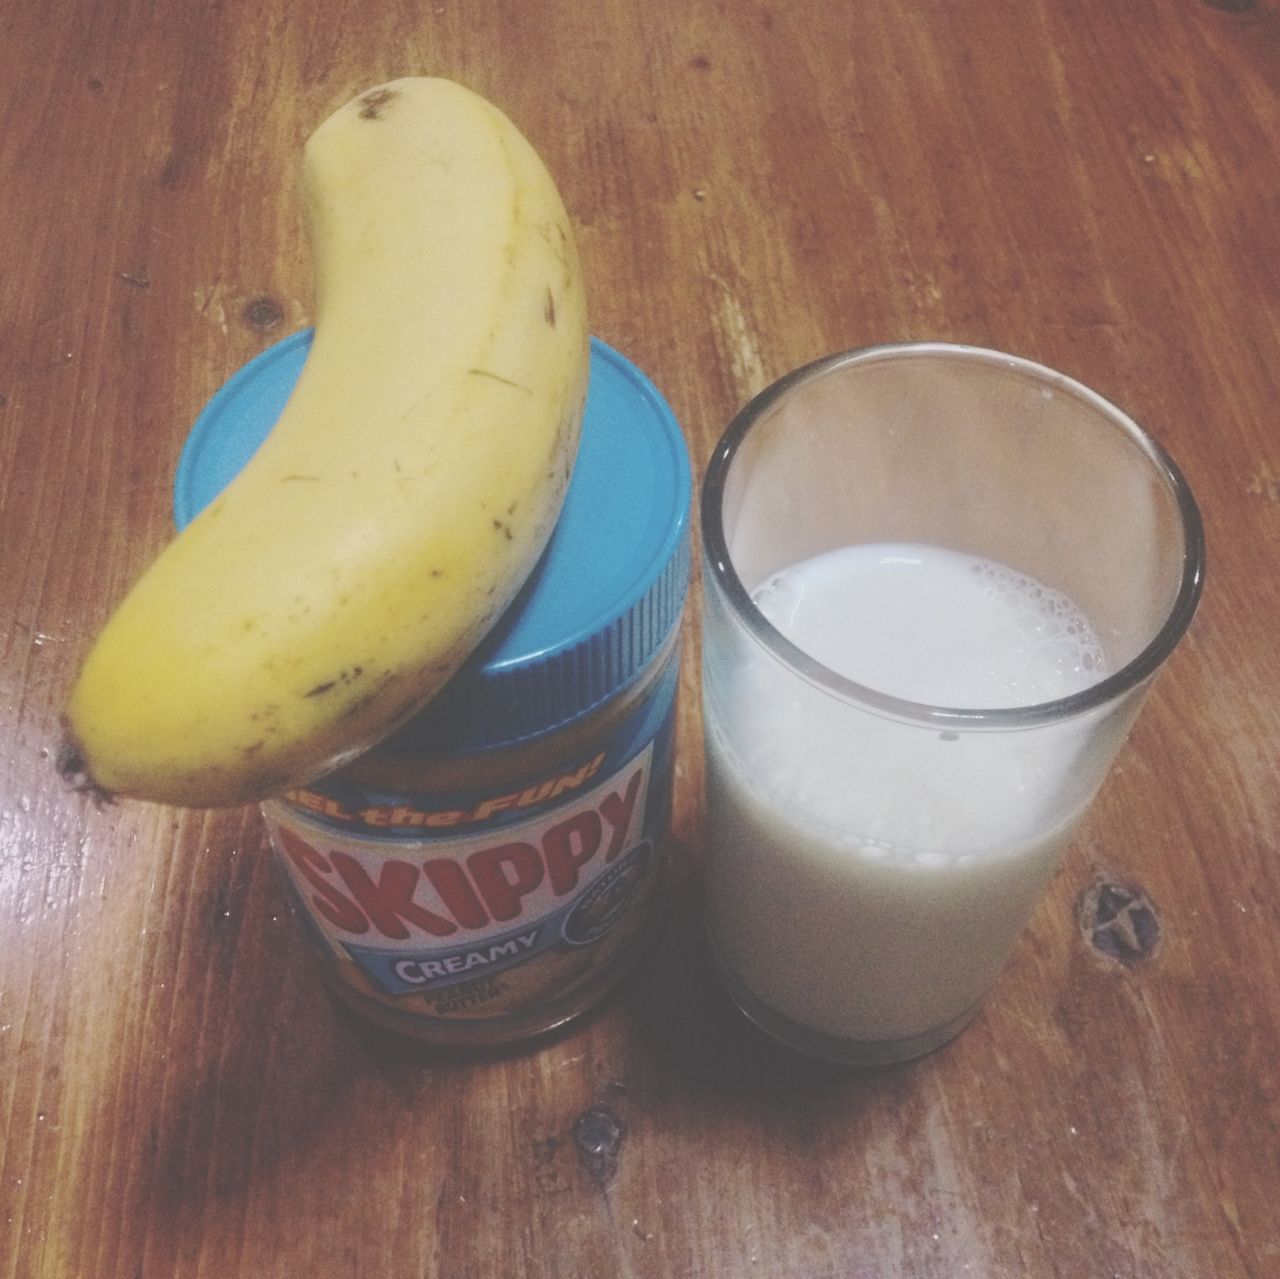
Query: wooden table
3 2 1278 1275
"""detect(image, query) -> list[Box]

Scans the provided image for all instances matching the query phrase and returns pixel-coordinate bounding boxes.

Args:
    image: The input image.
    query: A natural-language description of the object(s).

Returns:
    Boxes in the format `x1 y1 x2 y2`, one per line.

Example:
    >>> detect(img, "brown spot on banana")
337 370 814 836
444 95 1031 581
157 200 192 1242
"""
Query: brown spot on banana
305 666 366 698
468 368 531 393
358 87 398 120
55 731 114 807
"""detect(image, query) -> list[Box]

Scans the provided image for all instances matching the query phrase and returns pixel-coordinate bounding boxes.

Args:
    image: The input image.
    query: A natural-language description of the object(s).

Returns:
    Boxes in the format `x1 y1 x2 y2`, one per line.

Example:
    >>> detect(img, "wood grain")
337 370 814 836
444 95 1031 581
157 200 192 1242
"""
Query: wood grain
2 0 1279 1275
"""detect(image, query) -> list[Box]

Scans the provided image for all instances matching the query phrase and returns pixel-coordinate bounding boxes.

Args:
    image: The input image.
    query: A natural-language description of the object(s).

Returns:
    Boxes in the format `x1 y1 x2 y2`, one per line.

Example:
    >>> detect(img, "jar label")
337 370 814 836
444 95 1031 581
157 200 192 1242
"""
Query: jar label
259 660 678 1037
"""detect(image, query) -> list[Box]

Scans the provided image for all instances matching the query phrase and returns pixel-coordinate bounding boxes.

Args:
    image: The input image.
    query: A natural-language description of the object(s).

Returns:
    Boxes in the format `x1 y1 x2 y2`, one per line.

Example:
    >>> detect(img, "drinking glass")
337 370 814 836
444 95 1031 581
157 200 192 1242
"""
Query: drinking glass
700 343 1204 1064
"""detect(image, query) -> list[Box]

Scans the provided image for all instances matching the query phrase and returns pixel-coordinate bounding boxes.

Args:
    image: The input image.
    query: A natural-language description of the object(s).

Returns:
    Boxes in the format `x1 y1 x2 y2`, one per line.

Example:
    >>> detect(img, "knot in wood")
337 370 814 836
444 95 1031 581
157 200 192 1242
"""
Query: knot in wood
572 1107 625 1185
1077 877 1161 964
242 296 284 331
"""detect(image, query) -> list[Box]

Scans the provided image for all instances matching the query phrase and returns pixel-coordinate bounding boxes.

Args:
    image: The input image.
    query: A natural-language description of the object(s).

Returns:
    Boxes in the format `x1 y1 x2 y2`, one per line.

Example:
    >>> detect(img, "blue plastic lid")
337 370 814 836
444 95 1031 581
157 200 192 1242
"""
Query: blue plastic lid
174 332 691 753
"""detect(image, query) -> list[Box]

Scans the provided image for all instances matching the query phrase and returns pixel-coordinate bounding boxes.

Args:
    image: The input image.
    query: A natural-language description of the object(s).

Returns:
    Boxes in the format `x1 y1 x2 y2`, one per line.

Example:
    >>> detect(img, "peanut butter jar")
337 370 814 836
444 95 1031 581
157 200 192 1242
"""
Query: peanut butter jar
175 333 691 1047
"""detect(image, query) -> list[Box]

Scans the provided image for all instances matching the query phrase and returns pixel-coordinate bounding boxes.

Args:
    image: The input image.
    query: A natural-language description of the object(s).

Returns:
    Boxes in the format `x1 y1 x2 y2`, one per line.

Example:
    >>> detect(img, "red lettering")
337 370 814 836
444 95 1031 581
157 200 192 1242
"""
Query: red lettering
600 767 644 861
276 827 368 934
422 859 489 929
467 842 543 922
542 810 602 895
329 852 458 939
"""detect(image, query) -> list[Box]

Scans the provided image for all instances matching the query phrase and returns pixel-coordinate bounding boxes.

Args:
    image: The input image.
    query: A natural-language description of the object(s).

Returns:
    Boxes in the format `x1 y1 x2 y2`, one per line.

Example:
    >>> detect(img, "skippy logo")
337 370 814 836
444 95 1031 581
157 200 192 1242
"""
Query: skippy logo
265 746 654 997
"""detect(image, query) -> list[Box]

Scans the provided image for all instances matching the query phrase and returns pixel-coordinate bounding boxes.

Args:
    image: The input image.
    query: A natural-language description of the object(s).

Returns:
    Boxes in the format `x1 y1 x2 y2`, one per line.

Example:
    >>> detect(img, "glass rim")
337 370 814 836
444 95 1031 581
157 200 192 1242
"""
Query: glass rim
700 341 1206 730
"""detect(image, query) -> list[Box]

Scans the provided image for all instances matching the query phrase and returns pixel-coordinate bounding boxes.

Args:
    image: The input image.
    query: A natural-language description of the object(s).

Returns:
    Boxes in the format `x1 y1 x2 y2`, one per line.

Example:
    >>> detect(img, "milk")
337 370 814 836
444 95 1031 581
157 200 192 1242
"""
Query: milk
751 544 1104 708
703 543 1109 1050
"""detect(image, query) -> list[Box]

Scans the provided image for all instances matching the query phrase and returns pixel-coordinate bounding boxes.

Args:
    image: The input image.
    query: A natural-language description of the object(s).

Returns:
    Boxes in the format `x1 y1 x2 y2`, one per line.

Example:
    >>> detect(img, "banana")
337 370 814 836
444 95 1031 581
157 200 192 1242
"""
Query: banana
62 77 588 807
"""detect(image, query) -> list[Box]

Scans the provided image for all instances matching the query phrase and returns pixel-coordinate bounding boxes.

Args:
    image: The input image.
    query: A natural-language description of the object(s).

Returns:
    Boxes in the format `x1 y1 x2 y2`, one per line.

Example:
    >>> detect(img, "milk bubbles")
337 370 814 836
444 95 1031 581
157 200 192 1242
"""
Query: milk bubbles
752 543 1106 709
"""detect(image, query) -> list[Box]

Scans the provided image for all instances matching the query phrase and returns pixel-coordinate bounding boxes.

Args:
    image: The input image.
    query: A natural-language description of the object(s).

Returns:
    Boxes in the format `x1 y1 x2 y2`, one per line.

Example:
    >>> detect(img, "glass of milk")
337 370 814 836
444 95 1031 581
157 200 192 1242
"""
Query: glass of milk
700 343 1204 1064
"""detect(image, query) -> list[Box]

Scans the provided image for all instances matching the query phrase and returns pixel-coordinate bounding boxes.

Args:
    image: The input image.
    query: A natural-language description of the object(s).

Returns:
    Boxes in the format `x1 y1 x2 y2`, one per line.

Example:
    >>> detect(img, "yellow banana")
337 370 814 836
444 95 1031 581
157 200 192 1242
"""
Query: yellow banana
62 77 588 807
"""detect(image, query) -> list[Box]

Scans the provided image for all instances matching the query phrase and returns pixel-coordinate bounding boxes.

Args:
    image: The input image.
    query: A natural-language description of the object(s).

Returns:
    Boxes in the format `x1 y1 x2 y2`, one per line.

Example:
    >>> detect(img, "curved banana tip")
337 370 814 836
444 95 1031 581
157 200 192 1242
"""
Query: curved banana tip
56 726 115 808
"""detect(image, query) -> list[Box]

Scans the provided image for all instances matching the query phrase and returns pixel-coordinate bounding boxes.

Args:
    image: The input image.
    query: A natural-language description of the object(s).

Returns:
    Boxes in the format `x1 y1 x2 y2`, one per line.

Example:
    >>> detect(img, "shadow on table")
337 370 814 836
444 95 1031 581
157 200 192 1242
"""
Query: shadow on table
613 870 933 1104
316 858 936 1105
123 840 933 1249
